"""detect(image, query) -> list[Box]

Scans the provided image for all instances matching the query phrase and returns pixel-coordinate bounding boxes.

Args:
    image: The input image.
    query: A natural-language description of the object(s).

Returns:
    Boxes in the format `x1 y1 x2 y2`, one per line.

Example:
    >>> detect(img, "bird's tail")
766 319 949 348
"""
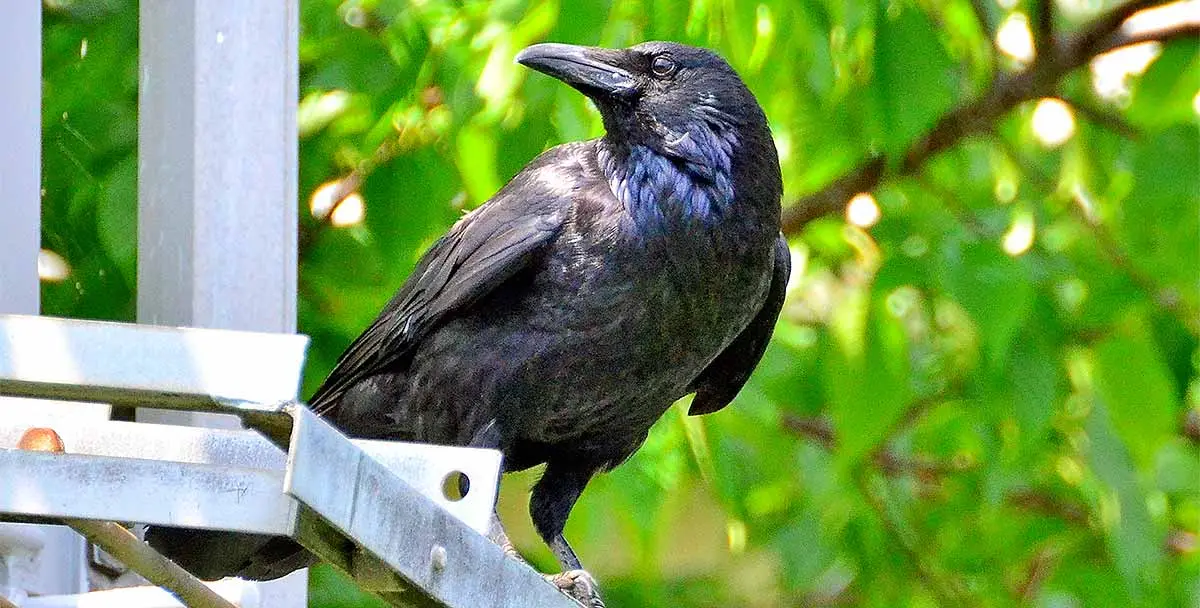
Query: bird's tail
145 526 316 581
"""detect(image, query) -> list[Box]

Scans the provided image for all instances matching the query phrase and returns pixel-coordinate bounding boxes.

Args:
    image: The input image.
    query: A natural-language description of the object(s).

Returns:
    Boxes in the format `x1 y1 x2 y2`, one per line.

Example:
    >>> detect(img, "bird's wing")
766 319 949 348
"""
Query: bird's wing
687 234 791 416
309 170 570 416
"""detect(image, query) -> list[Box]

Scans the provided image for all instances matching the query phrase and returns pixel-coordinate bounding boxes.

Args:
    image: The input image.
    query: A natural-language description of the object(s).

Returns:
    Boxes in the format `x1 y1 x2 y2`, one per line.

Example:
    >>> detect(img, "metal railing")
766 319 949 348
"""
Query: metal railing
0 314 577 608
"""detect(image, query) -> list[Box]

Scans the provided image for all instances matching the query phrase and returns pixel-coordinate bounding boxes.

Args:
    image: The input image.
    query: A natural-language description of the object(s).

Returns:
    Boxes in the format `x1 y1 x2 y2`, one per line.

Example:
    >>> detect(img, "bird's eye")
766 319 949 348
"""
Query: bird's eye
650 55 677 78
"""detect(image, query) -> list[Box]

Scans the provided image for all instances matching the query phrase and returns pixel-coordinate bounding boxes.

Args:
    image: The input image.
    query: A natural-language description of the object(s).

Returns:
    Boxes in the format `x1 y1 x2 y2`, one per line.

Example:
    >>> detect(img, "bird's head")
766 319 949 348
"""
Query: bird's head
517 41 772 167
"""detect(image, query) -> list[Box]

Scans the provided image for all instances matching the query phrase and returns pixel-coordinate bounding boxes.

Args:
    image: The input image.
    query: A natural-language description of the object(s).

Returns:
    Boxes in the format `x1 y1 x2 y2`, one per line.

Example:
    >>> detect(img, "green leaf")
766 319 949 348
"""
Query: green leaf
873 0 958 156
755 323 825 415
936 239 1034 368
1092 313 1179 470
308 563 387 608
1086 404 1166 602
95 156 137 285
361 148 461 262
1007 321 1059 445
456 121 503 205
1121 126 1200 292
827 293 912 465
1128 39 1200 130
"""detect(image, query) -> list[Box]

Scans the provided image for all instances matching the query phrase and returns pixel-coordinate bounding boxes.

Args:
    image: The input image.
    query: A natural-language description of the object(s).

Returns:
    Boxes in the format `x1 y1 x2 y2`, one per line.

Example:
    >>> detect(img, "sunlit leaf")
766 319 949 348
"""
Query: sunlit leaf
1127 39 1200 130
827 294 912 466
456 121 503 204
1093 313 1179 470
872 0 959 156
308 564 387 608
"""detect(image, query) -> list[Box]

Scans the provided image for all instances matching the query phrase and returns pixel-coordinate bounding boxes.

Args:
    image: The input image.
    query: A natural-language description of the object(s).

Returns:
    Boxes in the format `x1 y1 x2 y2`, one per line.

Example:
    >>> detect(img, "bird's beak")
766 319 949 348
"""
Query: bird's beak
516 43 637 99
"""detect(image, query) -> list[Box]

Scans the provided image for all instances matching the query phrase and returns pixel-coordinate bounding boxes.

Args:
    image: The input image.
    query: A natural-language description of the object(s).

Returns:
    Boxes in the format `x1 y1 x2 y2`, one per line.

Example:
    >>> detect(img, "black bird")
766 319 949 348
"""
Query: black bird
148 41 788 606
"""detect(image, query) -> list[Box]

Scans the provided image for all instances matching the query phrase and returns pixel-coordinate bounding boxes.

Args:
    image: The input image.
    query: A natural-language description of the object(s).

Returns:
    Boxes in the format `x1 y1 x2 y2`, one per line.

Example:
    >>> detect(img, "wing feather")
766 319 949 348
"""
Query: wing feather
309 163 573 415
687 234 790 416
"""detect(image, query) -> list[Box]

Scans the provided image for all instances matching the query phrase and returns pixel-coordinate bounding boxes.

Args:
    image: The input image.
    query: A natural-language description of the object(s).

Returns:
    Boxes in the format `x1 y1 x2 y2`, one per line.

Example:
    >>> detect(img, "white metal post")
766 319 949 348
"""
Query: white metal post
0 2 93 601
138 0 304 604
0 1 41 316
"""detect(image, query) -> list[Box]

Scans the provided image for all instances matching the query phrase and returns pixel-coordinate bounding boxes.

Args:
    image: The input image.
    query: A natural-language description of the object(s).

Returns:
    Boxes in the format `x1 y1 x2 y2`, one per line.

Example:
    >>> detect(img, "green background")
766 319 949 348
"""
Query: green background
37 0 1199 606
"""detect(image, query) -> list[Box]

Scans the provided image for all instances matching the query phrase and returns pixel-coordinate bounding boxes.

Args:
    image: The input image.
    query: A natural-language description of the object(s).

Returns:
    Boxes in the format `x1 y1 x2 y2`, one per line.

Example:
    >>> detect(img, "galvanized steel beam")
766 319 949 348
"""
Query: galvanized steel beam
0 314 308 413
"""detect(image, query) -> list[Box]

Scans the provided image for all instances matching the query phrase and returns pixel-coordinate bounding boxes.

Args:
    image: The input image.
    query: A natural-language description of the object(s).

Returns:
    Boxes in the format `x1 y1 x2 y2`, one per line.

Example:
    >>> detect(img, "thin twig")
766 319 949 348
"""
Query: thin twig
912 173 993 236
1097 21 1200 54
854 469 970 606
887 389 961 439
1033 0 1055 54
1060 94 1141 139
65 519 239 608
781 0 1187 234
989 135 1198 333
781 413 836 449
1015 545 1061 601
1064 185 1196 327
780 407 974 478
1006 489 1090 526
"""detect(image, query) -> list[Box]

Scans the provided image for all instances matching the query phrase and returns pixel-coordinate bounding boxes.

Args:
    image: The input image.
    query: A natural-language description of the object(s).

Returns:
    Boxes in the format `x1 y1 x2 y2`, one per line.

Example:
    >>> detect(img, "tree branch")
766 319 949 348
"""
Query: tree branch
782 157 884 232
1097 20 1200 54
781 0 1191 235
1015 545 1061 602
854 469 971 606
1033 0 1055 55
1006 489 1090 526
780 411 974 478
1060 93 1141 139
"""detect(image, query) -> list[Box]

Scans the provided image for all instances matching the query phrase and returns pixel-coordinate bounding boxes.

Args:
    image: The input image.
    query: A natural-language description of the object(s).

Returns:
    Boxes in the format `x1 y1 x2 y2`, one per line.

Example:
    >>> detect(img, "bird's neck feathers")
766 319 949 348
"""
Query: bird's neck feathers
597 120 741 231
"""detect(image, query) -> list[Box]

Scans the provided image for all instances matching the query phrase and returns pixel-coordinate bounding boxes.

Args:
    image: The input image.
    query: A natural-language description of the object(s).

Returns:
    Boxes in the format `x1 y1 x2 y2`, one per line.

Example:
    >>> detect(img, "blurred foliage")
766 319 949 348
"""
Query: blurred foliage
38 0 1198 606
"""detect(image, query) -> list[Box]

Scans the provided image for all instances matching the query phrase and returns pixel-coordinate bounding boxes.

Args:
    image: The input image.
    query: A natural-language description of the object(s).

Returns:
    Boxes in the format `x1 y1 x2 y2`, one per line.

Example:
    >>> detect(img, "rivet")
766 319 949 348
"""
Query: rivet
430 544 447 571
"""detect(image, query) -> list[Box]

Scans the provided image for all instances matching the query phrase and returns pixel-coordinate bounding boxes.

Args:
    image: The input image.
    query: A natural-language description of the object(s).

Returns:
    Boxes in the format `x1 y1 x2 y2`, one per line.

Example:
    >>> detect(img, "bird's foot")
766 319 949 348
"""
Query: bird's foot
546 570 605 608
497 537 525 562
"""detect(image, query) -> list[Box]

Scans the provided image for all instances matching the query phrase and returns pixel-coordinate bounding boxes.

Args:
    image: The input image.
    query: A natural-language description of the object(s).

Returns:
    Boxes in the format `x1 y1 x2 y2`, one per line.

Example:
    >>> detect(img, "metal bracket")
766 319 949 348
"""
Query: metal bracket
0 416 500 538
0 314 308 411
0 314 578 607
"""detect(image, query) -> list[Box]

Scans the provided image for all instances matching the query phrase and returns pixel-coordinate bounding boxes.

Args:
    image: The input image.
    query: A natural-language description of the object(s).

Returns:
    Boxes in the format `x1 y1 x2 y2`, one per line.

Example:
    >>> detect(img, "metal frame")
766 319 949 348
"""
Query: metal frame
0 3 94 601
0 415 501 538
138 0 299 334
0 314 577 608
0 1 575 604
0 0 40 317
137 6 303 602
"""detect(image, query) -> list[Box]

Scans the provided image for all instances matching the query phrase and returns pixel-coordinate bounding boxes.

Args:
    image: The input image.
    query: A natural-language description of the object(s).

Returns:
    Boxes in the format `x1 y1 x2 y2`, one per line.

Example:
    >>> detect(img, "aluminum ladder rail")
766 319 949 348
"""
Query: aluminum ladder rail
0 313 576 608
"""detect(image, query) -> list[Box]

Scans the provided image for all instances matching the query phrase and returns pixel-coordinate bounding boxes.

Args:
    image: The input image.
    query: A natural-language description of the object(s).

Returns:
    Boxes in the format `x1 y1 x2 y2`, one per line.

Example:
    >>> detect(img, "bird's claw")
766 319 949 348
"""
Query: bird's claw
546 570 605 608
498 539 525 562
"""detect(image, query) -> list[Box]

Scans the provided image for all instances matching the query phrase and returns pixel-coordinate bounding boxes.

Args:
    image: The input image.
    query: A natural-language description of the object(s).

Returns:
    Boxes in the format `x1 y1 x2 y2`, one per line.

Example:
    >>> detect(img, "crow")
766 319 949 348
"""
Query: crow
148 41 788 607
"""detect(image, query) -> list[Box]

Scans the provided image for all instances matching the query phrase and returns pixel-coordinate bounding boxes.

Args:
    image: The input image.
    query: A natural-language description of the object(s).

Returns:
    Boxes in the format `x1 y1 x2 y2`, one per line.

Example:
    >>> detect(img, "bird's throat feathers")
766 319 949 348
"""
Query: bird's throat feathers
598 122 740 231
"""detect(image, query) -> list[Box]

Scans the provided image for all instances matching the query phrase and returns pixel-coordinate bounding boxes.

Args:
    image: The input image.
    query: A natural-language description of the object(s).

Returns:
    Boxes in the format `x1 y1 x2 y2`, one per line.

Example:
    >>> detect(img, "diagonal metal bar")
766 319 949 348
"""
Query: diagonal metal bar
285 408 577 608
0 417 500 537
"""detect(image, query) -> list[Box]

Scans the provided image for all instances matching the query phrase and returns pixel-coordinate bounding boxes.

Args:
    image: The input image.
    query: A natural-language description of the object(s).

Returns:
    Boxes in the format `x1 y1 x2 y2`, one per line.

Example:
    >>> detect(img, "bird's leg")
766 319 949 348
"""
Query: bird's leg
546 534 604 608
548 534 583 570
469 421 526 562
531 462 605 608
488 510 524 561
